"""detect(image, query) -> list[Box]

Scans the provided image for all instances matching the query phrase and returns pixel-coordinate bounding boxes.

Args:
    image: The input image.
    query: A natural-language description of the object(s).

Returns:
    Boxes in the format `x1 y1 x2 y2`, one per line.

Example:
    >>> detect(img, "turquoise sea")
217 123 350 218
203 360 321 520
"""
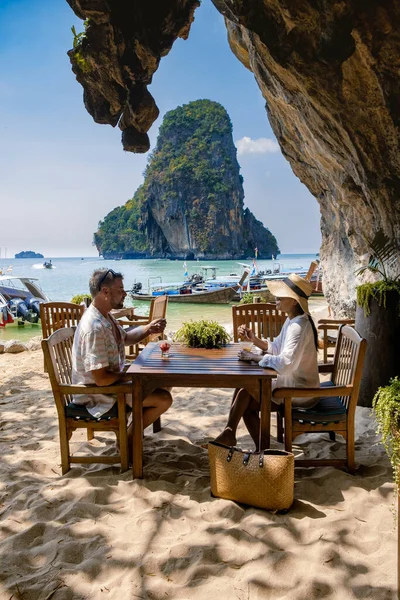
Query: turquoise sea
0 254 324 342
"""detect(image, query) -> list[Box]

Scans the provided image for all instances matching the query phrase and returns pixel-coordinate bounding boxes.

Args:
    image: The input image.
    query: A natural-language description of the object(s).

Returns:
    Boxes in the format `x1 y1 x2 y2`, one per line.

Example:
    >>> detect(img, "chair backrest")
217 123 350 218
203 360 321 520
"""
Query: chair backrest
232 302 286 342
317 318 356 362
40 302 85 339
41 326 76 410
149 295 168 321
332 325 367 411
144 295 169 344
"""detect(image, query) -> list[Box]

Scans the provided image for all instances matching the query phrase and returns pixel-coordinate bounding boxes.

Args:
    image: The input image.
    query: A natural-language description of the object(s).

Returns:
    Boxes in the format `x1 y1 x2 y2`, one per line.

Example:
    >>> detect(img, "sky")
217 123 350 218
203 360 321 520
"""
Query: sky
0 0 321 258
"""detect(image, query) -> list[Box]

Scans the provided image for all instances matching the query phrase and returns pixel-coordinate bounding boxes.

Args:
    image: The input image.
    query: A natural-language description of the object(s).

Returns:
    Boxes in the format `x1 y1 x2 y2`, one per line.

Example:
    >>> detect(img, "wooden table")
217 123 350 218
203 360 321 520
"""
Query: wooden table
127 342 277 478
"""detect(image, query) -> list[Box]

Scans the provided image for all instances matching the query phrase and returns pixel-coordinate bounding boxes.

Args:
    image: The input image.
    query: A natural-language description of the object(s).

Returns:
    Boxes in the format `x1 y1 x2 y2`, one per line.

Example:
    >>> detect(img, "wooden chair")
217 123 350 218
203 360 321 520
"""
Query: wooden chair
318 318 355 362
42 327 130 474
274 325 367 473
40 302 86 372
232 302 286 342
119 295 169 356
40 301 85 339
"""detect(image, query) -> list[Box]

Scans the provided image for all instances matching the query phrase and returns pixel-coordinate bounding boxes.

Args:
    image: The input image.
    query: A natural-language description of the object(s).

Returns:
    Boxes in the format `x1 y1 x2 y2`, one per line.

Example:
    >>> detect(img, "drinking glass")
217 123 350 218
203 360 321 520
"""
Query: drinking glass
159 342 171 358
239 340 253 352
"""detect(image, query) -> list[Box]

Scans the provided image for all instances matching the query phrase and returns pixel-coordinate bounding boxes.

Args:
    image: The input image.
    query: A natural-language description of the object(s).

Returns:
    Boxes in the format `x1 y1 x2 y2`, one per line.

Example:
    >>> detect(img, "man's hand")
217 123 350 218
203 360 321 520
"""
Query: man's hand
148 318 167 335
238 325 256 342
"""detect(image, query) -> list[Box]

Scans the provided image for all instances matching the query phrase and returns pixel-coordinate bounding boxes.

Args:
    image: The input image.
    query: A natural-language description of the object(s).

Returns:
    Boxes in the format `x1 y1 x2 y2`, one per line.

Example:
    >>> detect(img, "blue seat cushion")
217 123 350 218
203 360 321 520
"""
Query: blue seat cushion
291 381 347 424
65 402 131 421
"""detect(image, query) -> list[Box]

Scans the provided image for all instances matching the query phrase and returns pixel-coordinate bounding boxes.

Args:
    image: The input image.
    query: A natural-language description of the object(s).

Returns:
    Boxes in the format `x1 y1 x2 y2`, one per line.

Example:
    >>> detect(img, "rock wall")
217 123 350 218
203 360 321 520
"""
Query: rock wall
67 1 400 313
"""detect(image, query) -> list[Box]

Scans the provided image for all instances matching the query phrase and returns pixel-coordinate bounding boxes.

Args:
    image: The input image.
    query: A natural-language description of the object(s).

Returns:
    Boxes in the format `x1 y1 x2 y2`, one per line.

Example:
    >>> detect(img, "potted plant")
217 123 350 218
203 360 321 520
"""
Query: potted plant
355 230 400 406
372 376 400 498
175 319 230 349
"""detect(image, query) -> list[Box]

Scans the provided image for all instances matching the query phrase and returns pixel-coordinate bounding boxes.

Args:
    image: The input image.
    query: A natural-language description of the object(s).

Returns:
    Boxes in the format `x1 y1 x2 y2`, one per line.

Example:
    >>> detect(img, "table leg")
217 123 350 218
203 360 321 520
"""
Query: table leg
132 378 144 479
259 378 271 450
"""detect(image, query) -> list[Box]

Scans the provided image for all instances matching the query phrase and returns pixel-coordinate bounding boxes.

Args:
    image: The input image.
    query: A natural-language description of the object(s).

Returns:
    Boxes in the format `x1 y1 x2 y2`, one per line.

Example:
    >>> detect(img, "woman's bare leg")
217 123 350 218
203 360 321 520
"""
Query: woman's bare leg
214 388 254 446
242 397 261 449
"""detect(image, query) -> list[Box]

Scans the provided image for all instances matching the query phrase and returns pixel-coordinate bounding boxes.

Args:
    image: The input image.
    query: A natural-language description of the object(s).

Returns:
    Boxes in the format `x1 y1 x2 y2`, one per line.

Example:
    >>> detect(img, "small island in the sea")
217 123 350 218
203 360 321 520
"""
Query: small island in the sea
94 99 279 260
15 251 44 259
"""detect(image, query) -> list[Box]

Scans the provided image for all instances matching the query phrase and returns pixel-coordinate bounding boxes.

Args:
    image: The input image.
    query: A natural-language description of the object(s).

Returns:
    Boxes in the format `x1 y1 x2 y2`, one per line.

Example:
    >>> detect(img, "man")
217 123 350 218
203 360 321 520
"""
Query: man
71 268 172 438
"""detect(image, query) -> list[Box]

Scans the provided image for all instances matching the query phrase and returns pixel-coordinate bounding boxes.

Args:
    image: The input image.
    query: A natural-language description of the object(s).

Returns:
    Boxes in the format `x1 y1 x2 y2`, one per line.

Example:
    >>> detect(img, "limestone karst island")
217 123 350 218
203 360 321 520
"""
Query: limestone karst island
94 100 279 260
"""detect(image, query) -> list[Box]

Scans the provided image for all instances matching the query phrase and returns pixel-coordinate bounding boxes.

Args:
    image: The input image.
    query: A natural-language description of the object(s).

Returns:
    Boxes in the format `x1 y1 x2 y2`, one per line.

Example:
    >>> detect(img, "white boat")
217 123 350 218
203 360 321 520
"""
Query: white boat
0 276 49 328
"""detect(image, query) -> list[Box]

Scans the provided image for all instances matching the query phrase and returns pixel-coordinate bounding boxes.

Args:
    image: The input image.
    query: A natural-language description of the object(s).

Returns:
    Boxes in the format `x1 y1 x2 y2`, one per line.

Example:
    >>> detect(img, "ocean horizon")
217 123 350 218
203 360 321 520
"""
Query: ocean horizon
0 253 324 342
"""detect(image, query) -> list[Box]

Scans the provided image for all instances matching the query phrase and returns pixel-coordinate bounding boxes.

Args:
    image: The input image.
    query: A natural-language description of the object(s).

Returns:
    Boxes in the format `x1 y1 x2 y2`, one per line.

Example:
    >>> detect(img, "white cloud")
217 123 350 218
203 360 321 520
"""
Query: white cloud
236 136 280 156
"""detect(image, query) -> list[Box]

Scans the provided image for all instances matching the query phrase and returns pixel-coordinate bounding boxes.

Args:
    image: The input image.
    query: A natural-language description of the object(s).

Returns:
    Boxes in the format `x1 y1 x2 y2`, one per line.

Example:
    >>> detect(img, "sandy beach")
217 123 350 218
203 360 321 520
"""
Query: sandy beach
0 333 397 600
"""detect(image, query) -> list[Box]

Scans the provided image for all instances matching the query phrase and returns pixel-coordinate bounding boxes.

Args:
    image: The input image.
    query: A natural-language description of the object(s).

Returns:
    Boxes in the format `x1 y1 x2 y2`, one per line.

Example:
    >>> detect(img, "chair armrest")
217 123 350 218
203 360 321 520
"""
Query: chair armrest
318 319 355 325
318 363 334 373
272 385 352 399
317 324 341 332
119 318 150 327
59 383 132 395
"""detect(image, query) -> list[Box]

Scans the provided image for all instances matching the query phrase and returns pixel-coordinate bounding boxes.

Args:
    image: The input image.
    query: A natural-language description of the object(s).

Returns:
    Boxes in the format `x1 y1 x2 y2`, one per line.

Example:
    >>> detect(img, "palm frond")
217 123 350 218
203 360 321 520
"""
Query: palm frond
357 229 399 283
368 230 397 266
356 265 384 277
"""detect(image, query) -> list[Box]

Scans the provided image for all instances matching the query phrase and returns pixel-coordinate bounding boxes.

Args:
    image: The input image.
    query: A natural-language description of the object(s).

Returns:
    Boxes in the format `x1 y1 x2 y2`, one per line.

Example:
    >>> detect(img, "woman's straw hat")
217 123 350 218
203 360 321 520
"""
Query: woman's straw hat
267 273 313 314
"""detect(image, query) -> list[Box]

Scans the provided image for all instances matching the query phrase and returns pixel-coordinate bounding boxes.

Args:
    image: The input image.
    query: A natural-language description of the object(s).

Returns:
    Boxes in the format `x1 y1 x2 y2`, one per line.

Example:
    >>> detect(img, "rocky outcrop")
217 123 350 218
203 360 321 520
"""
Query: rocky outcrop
67 1 400 314
95 100 279 259
66 0 200 153
3 340 27 354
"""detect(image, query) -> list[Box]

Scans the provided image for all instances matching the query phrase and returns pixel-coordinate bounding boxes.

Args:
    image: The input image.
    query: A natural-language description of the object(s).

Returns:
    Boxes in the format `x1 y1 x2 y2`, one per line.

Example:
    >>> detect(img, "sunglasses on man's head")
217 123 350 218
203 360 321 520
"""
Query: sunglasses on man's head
98 269 119 290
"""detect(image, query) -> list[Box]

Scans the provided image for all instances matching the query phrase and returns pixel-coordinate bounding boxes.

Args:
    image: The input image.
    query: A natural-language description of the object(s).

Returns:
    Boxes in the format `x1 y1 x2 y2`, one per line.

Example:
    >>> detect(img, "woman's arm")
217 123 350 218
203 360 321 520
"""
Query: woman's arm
238 325 269 351
259 321 303 372
238 349 263 363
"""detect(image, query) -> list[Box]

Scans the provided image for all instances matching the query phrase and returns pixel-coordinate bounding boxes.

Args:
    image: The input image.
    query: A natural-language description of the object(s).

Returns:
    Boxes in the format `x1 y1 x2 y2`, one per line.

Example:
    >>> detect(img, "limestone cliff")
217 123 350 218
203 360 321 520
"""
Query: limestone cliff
67 1 400 314
211 0 400 316
94 100 279 259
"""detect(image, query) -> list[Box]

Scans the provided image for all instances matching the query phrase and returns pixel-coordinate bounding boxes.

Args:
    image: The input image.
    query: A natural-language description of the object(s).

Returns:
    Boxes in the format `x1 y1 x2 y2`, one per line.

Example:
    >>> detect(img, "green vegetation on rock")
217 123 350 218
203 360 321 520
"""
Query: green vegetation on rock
94 99 280 259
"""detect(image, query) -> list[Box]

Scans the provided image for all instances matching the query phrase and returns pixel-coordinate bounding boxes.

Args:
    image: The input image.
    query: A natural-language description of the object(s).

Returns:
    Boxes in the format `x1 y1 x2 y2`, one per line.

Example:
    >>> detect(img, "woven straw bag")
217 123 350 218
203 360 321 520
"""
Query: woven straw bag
208 442 294 511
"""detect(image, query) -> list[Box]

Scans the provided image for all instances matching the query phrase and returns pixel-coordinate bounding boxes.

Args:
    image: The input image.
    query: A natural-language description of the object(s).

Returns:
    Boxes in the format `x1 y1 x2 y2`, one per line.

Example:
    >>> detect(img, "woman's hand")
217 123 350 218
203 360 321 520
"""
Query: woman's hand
237 325 256 342
238 350 261 363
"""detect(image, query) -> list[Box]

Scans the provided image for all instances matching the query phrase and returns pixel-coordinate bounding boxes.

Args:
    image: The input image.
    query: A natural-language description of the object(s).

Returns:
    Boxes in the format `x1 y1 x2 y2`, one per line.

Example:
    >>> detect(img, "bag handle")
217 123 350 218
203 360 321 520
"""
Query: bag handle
258 396 265 453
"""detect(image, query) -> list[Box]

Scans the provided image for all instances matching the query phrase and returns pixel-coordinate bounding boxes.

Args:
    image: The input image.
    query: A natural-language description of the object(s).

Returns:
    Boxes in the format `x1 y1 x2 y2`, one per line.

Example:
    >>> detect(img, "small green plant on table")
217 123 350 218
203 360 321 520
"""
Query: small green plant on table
175 319 230 349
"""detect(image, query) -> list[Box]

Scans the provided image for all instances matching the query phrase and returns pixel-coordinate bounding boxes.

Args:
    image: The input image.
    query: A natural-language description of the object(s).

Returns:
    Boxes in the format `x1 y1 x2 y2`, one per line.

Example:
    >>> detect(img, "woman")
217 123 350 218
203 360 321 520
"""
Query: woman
214 273 320 450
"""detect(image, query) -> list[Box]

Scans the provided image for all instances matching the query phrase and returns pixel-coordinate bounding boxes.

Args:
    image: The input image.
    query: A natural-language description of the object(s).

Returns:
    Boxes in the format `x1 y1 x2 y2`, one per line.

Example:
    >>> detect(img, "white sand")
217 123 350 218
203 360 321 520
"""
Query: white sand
0 347 397 600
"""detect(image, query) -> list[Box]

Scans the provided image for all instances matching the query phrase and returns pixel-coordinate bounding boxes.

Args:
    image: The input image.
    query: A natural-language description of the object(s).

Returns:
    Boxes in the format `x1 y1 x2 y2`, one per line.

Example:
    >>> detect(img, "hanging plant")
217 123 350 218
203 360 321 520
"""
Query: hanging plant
355 229 400 316
372 376 400 506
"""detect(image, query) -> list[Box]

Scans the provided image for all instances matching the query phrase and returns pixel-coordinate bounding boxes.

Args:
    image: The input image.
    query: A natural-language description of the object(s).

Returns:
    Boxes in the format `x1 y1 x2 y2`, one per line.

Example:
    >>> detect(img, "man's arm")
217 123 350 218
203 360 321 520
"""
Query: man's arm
124 318 167 345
